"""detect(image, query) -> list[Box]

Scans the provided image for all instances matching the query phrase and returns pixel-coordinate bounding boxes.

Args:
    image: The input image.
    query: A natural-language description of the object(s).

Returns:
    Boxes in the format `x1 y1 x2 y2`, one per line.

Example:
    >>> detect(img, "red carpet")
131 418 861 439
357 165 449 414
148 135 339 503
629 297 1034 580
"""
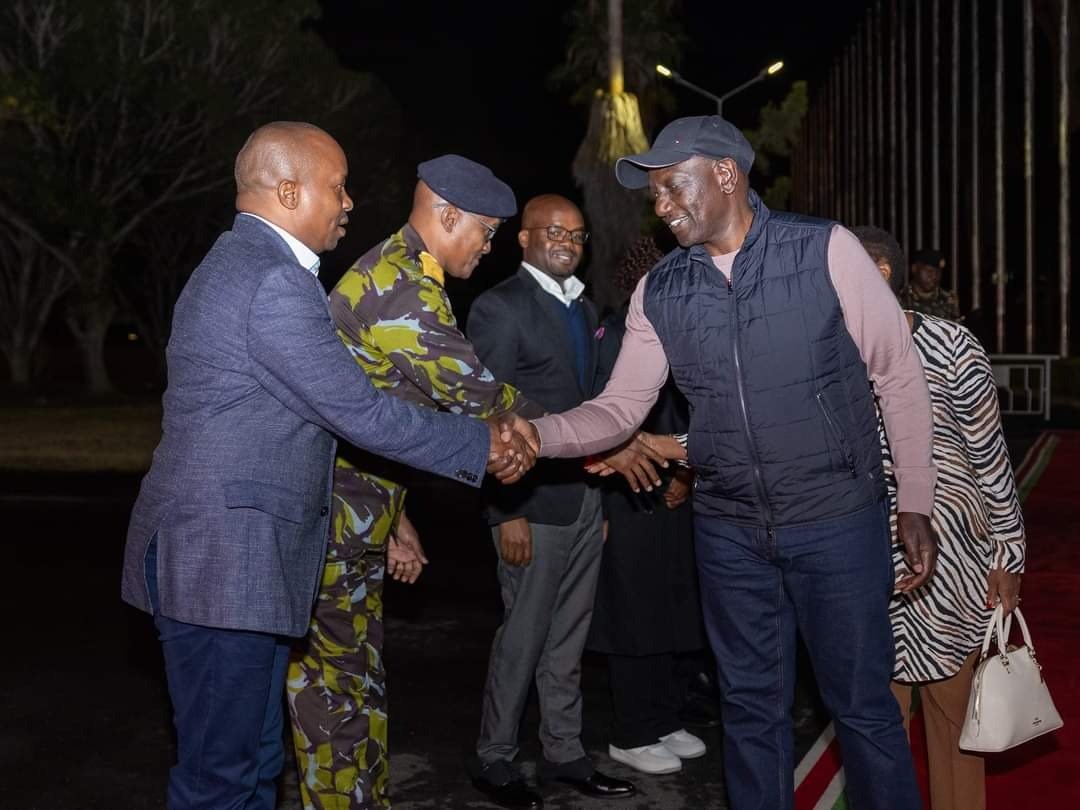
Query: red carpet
795 431 1080 809
985 431 1080 809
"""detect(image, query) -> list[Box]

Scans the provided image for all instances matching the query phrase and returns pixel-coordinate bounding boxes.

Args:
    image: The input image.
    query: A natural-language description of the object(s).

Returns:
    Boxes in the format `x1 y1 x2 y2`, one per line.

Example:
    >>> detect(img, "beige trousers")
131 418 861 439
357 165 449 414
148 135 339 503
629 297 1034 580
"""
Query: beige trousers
891 650 985 810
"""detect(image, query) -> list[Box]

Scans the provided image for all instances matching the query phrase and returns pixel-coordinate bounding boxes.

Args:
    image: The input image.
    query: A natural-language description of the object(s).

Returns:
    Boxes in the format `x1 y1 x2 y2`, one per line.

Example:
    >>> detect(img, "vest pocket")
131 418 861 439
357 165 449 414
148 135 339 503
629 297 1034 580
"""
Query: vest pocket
816 391 857 478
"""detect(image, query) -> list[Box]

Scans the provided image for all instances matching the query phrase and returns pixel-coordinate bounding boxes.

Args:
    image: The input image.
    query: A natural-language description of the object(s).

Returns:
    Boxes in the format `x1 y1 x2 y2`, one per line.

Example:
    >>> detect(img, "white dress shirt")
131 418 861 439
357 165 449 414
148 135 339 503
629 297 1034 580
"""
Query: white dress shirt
521 261 585 307
239 212 320 275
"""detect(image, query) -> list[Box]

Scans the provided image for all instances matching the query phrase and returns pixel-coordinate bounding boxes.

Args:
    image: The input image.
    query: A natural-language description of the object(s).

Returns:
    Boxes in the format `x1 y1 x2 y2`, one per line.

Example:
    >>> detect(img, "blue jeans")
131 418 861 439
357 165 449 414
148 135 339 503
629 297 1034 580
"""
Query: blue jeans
695 503 920 810
146 539 290 810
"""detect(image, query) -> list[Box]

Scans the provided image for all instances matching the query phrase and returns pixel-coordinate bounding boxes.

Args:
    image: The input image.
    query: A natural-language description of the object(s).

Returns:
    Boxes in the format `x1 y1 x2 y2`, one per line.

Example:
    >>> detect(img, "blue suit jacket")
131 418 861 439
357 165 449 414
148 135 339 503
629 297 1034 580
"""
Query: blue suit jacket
121 215 489 636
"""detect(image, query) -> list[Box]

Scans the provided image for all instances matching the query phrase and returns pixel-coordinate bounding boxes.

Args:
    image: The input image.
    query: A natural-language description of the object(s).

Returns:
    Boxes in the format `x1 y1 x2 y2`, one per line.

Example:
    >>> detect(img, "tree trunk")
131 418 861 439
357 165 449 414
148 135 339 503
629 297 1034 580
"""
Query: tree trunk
78 325 112 396
0 229 73 391
608 0 624 95
1 343 31 389
573 91 650 312
65 294 116 396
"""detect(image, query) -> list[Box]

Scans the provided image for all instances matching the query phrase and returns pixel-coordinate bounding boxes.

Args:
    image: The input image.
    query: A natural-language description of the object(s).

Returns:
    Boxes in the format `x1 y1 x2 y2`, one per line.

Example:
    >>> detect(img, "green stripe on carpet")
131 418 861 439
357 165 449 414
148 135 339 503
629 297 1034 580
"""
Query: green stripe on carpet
1017 434 1060 503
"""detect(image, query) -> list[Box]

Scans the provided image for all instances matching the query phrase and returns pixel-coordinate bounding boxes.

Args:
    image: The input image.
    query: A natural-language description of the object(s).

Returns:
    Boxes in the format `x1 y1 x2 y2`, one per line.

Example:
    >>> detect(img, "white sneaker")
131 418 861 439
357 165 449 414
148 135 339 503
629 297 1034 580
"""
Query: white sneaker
608 742 682 774
659 728 707 759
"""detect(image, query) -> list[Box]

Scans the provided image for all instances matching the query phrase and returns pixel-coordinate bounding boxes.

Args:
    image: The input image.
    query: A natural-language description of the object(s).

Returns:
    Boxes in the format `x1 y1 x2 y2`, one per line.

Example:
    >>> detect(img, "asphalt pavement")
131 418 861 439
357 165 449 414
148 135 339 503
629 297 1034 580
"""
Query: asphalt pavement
0 476 798 809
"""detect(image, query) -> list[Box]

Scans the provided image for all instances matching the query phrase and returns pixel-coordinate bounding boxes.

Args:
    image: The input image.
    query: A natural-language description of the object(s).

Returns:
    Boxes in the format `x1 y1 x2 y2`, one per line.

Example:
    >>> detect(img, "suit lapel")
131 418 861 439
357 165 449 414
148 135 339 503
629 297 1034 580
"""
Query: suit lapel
232 214 302 266
234 214 331 312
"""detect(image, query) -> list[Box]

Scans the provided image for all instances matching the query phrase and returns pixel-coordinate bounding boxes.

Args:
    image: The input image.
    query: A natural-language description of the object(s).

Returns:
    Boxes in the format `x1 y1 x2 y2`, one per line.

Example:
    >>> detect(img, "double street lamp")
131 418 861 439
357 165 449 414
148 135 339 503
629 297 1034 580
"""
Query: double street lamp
656 61 784 117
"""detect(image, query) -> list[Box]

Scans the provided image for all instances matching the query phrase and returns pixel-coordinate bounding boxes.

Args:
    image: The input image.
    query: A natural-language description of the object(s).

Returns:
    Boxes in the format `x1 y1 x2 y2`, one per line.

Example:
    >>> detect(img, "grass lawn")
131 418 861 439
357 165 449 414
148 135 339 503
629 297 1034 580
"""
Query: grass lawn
0 402 162 472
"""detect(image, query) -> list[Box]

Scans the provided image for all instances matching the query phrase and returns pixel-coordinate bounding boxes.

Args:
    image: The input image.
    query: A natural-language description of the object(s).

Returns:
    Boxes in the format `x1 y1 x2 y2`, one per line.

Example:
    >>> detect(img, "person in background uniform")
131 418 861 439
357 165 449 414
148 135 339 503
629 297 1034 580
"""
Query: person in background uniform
520 116 939 810
121 122 533 810
584 235 708 776
466 194 637 809
287 155 545 810
900 248 961 321
854 226 1025 810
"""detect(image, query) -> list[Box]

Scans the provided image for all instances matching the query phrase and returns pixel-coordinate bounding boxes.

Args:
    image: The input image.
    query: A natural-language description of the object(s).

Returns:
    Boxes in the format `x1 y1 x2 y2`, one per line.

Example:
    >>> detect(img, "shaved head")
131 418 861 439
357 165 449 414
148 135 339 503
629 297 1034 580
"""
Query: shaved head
412 179 443 212
233 121 353 254
521 194 582 230
234 121 330 195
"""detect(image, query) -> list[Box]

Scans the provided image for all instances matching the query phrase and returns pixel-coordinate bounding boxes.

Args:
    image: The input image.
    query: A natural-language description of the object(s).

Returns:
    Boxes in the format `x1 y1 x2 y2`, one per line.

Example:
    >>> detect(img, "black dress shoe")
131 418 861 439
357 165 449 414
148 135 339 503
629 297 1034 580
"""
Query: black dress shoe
679 694 722 729
551 770 636 799
688 669 718 697
471 776 544 809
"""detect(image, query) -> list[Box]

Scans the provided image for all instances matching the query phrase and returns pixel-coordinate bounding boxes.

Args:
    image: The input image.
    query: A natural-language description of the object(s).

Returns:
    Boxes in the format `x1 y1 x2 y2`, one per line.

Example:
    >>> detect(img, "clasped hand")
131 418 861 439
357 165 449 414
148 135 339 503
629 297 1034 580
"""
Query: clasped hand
485 414 540 484
583 431 675 493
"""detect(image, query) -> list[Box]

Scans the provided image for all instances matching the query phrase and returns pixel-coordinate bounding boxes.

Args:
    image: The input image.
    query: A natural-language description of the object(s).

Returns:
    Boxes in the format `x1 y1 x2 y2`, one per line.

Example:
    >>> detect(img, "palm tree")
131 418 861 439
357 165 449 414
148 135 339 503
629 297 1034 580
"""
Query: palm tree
556 0 683 311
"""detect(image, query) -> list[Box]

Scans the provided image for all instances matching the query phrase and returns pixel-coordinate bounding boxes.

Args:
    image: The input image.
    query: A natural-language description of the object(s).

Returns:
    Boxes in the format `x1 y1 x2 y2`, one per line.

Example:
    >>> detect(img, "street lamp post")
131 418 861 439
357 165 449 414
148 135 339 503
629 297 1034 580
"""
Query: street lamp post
657 61 784 117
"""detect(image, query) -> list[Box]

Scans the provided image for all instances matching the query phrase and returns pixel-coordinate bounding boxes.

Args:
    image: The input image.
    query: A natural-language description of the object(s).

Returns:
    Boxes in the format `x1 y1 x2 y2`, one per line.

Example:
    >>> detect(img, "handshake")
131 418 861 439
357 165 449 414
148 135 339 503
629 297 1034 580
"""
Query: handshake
485 414 541 485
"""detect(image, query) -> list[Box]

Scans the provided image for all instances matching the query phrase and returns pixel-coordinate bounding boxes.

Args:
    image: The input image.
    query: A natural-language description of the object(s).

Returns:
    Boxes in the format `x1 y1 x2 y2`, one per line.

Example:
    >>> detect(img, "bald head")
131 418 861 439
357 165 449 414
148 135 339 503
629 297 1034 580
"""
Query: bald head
235 121 332 196
411 180 443 216
407 180 454 256
521 194 582 231
233 121 353 254
408 179 466 252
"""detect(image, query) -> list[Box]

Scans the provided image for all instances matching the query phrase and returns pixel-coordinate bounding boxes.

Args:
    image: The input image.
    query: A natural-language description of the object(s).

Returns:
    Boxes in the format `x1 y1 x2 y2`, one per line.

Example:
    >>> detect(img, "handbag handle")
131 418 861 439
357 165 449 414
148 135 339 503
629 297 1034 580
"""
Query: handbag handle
979 605 1037 661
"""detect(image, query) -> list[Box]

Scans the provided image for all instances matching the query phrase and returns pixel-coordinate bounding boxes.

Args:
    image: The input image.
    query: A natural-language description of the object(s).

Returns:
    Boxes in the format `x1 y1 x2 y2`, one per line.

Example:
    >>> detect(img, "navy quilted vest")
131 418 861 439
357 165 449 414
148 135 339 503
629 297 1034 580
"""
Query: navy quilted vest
643 192 884 528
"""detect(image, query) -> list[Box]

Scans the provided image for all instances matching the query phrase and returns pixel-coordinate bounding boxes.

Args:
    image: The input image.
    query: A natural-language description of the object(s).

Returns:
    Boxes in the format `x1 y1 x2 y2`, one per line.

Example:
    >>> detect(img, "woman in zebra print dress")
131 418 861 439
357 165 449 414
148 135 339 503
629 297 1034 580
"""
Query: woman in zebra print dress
854 227 1025 810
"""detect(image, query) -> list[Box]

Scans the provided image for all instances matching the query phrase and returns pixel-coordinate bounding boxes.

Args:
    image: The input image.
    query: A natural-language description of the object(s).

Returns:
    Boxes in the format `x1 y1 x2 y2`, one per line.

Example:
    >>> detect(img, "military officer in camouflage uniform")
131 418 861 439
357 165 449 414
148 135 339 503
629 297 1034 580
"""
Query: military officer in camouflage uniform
899 248 961 321
287 155 543 809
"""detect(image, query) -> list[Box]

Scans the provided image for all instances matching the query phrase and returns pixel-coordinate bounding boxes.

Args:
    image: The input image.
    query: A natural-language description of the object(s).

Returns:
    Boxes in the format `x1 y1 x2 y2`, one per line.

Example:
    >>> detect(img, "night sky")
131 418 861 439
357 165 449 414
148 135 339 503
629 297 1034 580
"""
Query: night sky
311 0 873 286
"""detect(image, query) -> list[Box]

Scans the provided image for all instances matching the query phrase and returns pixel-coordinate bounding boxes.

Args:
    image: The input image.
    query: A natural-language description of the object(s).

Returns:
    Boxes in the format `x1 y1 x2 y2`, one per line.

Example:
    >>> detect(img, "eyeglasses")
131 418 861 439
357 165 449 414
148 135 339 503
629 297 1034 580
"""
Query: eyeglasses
524 225 590 246
469 213 498 243
433 203 499 244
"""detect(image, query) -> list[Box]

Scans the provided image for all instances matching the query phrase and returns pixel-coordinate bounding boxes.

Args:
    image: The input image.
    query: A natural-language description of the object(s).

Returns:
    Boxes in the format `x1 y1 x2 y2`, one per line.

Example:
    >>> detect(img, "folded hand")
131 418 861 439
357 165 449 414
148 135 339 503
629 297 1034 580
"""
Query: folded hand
388 511 428 584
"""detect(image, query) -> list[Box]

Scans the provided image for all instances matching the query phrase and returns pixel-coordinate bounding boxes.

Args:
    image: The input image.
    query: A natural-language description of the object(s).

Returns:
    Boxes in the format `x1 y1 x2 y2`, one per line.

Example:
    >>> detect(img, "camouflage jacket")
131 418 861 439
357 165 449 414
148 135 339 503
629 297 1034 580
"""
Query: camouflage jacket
327 224 539 546
899 285 961 321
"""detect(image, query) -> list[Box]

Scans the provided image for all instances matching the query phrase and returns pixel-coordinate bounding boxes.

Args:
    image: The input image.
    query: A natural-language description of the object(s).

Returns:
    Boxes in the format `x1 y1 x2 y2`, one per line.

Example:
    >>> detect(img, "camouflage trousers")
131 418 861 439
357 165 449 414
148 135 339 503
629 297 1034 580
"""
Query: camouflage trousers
287 471 402 810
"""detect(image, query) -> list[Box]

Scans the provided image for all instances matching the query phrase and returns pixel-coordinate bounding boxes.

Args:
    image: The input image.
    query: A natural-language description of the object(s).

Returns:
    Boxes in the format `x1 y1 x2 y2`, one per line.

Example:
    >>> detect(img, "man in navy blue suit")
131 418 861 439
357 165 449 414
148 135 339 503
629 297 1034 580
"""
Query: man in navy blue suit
121 121 534 810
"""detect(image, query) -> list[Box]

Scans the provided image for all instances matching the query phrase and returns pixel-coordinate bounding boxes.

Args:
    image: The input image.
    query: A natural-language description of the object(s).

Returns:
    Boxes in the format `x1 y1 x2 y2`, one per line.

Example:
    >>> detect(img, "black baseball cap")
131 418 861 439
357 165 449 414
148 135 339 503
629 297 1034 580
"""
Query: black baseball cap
615 115 756 189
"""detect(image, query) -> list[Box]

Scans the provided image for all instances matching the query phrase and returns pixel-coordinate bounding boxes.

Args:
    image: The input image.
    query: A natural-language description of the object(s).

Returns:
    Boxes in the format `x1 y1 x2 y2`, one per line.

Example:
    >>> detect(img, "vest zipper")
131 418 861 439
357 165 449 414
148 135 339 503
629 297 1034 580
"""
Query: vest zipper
728 279 775 536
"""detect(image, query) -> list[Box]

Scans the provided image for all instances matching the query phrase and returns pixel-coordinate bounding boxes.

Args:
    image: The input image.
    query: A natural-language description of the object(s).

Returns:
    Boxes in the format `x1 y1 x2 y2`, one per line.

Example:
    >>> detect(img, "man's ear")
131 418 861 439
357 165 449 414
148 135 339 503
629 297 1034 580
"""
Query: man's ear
714 158 738 194
440 205 460 234
277 180 299 210
518 229 530 250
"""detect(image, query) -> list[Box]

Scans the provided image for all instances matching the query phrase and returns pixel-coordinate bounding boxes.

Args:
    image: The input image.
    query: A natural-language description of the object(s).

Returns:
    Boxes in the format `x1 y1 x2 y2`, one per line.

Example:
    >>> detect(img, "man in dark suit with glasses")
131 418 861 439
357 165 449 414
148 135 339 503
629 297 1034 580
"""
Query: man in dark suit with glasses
465 194 637 808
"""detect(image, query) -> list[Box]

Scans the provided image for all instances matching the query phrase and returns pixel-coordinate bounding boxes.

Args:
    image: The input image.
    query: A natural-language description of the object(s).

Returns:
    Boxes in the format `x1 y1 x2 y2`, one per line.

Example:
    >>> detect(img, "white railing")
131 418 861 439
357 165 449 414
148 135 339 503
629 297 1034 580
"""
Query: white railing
989 355 1058 420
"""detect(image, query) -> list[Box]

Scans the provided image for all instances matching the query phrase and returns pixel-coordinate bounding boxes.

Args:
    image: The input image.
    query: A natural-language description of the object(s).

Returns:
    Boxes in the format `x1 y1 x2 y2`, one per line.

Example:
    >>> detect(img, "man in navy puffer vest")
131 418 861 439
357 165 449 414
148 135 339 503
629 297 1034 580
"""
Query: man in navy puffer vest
522 116 939 810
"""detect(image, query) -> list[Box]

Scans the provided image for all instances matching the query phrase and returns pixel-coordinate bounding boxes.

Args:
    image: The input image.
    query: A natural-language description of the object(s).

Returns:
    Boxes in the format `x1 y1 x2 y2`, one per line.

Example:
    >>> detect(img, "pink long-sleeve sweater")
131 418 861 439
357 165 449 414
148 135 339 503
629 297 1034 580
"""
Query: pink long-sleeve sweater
532 224 937 516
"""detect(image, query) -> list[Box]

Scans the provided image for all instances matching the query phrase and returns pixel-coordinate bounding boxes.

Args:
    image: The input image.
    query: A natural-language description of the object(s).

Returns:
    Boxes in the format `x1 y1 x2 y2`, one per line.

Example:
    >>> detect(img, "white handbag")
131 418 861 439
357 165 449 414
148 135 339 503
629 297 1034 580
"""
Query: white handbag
959 605 1063 752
